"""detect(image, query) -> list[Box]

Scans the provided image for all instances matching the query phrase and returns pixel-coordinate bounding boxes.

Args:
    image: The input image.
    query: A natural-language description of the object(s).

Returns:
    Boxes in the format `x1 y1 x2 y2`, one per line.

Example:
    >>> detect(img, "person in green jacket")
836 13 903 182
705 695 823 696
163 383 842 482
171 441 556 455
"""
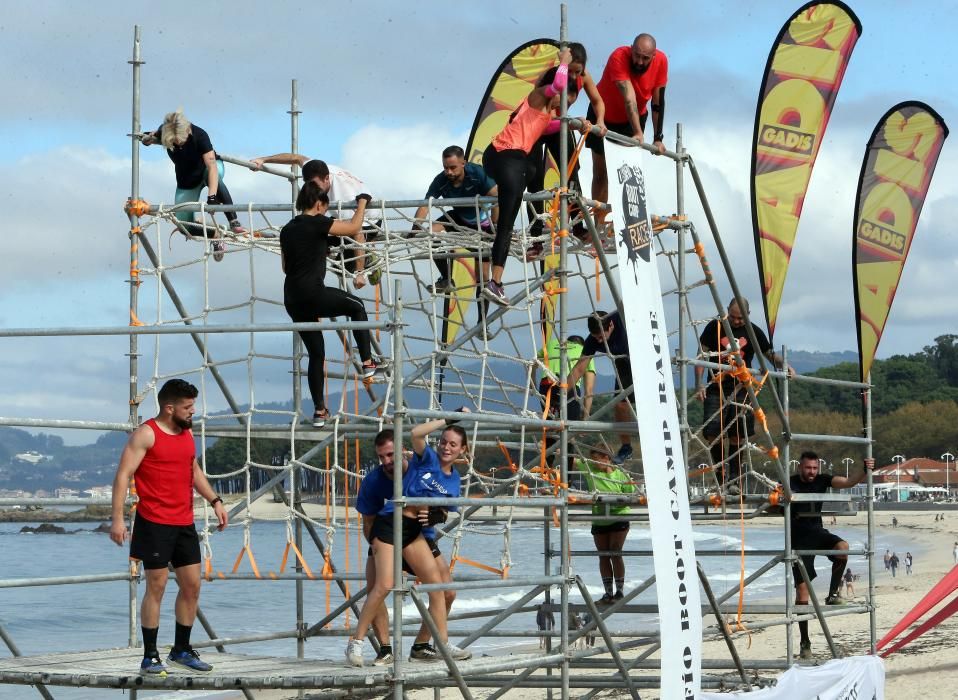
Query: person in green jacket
577 445 635 604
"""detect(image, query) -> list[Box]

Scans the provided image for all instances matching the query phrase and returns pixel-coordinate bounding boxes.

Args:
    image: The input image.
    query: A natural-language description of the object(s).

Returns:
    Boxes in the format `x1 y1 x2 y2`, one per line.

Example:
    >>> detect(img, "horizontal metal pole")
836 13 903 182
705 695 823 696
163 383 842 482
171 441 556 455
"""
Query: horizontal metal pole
401 496 566 507
569 118 683 162
0 572 131 588
0 319 391 339
687 357 870 390
790 433 872 445
0 417 134 432
190 628 300 649
412 575 566 593
790 493 854 502
0 498 116 506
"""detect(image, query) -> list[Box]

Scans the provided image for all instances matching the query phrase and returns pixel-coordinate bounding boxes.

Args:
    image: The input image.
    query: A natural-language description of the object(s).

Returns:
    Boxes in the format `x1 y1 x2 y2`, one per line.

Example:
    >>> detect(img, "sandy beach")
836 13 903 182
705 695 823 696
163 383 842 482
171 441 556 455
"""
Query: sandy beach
185 504 958 699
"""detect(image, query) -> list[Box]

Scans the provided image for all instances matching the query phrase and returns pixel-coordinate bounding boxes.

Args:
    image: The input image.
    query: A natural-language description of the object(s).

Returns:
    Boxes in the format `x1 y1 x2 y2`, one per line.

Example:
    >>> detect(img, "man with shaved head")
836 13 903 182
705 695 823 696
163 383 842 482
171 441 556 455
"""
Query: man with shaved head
587 33 669 208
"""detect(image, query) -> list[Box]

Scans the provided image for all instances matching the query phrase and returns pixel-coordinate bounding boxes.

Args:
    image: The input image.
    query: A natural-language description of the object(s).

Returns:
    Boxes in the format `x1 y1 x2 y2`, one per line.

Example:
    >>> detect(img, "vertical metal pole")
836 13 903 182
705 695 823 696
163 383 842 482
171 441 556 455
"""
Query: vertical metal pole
391 279 405 700
781 347 793 662
557 7 571 700
675 123 690 468
127 24 144 651
290 79 304 421
864 375 876 653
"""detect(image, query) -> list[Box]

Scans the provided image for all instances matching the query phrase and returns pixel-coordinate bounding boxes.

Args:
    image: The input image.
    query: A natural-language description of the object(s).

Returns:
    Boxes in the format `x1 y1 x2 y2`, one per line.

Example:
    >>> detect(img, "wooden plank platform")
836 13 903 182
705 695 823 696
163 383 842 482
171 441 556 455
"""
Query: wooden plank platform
0 647 547 691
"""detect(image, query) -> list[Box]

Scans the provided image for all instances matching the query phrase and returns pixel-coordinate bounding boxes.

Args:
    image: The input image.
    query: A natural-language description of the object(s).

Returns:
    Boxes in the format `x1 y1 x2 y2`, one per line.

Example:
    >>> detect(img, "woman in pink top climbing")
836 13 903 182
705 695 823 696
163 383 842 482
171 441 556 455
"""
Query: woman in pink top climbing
480 47 592 306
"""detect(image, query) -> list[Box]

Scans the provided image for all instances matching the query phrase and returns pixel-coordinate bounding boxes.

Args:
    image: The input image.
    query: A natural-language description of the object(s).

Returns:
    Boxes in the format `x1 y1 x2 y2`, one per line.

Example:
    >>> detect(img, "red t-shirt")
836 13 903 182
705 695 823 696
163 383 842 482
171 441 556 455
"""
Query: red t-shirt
596 46 668 124
134 418 196 526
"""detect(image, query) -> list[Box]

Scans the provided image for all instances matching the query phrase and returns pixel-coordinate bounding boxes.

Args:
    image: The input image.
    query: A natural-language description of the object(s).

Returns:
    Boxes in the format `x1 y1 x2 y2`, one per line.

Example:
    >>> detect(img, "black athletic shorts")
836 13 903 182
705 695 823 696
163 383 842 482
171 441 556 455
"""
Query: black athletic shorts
614 358 635 405
591 520 630 536
702 383 754 441
585 105 647 156
370 513 423 549
791 527 845 586
129 513 201 570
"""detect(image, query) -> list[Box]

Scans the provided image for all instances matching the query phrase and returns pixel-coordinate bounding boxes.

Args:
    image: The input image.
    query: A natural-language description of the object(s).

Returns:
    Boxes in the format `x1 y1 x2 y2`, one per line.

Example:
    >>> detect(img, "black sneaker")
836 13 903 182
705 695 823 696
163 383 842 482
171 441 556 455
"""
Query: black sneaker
613 590 624 601
824 592 844 606
599 592 614 605
428 277 452 294
409 643 440 662
373 645 394 666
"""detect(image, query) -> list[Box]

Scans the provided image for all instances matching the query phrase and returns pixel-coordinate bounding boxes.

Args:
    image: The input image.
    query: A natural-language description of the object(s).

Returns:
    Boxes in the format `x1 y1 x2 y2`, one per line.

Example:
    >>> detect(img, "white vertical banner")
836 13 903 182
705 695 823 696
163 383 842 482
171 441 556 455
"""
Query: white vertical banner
606 141 701 699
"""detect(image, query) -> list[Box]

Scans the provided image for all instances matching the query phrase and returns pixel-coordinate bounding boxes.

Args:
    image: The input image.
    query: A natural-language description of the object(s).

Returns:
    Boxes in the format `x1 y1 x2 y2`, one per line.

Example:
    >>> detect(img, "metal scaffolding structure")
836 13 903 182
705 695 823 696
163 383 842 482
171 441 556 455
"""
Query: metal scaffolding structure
0 8 881 699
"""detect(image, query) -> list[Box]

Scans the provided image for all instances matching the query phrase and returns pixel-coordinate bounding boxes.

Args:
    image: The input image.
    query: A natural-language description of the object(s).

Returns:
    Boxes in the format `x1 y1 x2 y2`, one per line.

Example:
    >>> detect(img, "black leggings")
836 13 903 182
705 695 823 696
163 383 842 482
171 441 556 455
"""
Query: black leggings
285 287 372 411
482 144 540 268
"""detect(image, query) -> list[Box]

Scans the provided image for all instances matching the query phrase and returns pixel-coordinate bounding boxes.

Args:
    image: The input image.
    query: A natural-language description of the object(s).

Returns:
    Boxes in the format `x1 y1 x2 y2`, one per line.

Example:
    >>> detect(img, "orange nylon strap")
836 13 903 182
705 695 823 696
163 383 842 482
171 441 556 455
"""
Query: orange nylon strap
451 555 504 576
231 544 262 578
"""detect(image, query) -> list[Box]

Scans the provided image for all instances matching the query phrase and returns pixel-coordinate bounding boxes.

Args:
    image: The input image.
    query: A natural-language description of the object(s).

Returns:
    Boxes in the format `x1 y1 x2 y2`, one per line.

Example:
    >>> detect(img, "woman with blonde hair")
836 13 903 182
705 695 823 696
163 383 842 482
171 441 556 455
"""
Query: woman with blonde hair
142 109 246 260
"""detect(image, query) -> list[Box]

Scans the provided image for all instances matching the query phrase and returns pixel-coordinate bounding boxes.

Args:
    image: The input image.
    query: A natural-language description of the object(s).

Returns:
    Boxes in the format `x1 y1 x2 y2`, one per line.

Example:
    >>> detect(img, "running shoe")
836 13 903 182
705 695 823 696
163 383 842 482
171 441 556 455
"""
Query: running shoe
140 654 168 676
481 280 508 306
409 643 440 662
373 645 394 666
429 277 453 294
824 592 844 606
229 220 248 235
166 648 212 673
612 443 633 464
312 408 330 429
362 360 379 380
345 638 365 667
598 592 614 605
211 239 226 262
524 241 544 261
613 590 624 601
446 643 472 661
799 642 812 660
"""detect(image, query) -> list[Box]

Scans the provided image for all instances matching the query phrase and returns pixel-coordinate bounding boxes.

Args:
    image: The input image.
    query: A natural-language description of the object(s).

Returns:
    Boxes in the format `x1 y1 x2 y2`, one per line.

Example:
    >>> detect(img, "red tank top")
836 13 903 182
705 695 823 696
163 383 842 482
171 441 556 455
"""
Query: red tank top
134 418 196 525
492 99 552 154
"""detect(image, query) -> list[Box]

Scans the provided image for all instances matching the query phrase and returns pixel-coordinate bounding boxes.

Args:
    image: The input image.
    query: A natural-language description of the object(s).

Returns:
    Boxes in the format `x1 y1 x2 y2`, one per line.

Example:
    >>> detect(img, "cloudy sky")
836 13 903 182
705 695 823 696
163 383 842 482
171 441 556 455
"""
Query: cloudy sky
1 0 955 443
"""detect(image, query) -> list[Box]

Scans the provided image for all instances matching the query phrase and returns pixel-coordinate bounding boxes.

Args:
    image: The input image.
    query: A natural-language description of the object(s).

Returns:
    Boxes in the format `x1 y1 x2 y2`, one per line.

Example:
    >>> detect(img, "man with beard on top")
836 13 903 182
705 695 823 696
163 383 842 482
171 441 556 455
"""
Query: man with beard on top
788 451 874 659
587 33 669 212
110 379 228 676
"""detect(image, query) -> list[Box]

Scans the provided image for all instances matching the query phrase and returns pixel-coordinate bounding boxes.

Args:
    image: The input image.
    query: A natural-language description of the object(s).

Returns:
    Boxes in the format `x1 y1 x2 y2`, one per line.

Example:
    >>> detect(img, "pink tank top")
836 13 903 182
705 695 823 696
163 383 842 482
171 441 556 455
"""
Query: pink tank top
492 100 552 155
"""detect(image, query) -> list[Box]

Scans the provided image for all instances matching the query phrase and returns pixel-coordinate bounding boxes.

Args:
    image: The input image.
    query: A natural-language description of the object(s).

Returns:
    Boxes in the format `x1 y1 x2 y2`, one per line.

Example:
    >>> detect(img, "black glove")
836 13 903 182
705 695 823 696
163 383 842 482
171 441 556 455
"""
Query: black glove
355 193 373 204
426 506 449 526
206 193 221 206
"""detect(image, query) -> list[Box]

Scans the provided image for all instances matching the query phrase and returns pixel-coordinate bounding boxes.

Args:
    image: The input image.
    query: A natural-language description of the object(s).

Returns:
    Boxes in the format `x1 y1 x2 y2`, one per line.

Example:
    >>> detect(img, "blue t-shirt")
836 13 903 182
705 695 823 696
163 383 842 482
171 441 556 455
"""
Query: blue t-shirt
424 162 496 226
355 464 418 516
408 445 462 539
581 310 630 357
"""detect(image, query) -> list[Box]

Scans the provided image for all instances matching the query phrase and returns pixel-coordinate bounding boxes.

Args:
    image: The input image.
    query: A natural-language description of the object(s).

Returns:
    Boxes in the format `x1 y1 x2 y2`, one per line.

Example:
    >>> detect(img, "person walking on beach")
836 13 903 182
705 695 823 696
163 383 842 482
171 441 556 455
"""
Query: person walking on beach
110 379 228 675
788 451 873 660
953 541 958 564
905 551 913 575
889 552 900 577
536 602 555 649
884 549 891 571
843 568 855 598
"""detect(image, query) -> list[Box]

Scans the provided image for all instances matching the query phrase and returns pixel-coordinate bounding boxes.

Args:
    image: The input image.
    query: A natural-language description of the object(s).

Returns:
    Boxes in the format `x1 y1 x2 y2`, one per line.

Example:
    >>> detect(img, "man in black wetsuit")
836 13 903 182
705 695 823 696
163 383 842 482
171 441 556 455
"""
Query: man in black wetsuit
789 450 873 659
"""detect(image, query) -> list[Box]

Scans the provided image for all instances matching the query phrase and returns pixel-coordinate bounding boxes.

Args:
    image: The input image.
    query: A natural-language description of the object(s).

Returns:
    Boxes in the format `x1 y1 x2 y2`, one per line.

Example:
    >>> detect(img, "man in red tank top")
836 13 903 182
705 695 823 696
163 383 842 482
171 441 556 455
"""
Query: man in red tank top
110 379 228 676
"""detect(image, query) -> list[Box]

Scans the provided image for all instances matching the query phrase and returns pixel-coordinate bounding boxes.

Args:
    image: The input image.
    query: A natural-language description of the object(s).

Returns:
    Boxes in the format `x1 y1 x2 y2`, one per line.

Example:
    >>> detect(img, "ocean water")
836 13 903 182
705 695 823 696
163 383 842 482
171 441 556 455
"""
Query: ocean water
0 518 913 699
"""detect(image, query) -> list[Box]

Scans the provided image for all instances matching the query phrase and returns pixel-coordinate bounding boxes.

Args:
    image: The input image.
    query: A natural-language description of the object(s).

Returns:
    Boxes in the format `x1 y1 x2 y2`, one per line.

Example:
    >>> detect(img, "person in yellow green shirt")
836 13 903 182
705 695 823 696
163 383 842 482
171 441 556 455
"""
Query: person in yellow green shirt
537 335 596 421
577 445 635 603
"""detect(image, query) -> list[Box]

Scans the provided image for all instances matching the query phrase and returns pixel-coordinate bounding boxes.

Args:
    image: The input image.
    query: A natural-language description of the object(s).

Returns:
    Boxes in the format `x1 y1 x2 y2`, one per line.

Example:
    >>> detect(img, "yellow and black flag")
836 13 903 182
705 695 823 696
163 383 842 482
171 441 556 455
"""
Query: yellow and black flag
854 102 948 381
751 1 861 339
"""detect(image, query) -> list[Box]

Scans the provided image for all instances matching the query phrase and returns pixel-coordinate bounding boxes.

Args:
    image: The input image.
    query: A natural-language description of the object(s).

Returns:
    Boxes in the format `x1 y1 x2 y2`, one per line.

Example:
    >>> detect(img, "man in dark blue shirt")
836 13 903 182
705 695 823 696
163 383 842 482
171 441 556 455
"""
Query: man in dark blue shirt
568 310 635 464
413 146 498 295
